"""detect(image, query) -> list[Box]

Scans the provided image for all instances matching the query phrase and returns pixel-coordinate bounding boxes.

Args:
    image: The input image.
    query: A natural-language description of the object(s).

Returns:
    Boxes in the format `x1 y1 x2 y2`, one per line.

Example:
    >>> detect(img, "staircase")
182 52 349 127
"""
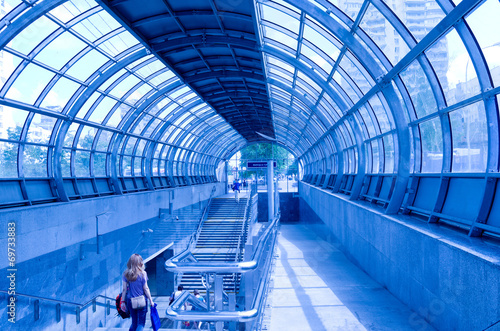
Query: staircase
179 197 250 292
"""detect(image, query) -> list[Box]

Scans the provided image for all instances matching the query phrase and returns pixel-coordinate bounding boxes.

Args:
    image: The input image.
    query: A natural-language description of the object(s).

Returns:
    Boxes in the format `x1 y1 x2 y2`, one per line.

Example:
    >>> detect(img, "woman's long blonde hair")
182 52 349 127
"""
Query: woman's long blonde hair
124 254 144 282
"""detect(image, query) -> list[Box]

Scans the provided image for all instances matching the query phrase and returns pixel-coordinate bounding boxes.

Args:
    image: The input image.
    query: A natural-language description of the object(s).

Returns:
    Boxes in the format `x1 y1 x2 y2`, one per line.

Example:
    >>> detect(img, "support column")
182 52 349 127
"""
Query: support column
215 275 224 331
267 160 274 222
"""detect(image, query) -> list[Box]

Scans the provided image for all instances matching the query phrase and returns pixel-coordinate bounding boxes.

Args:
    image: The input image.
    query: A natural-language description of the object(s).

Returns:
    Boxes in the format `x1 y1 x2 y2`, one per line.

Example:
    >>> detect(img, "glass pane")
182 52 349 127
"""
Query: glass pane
23 145 47 177
96 130 113 152
88 97 117 123
8 16 58 54
66 49 109 81
419 117 442 173
109 74 140 98
64 123 79 147
106 104 130 127
99 69 126 91
369 95 391 133
35 32 87 70
381 0 445 42
133 157 143 175
400 59 438 118
76 92 100 118
263 26 297 50
303 22 340 62
6 63 54 105
425 28 476 105
0 141 18 177
75 151 90 177
124 137 137 155
0 106 28 140
261 4 300 34
122 156 132 176
98 31 139 58
372 140 380 174
300 44 332 77
0 51 22 91
77 126 97 149
26 114 56 144
152 159 159 176
72 10 121 42
466 0 500 87
449 102 488 172
93 152 107 177
335 0 363 21
149 71 176 87
359 3 410 65
383 134 394 173
40 77 80 112
125 83 153 105
61 148 71 177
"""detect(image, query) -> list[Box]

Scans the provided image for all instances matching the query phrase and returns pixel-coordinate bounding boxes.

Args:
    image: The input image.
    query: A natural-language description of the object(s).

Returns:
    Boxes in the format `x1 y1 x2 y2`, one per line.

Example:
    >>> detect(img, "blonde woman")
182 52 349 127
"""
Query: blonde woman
121 254 155 331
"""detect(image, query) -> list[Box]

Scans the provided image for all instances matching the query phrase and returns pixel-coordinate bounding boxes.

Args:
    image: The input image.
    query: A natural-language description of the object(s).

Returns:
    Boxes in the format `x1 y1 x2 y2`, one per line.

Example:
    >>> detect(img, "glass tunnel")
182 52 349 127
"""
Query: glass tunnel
1 0 500 330
1 0 499 237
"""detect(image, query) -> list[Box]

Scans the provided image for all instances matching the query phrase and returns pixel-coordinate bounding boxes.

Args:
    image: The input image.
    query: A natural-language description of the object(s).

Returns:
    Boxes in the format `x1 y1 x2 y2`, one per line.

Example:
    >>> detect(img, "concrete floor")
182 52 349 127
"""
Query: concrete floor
266 223 435 331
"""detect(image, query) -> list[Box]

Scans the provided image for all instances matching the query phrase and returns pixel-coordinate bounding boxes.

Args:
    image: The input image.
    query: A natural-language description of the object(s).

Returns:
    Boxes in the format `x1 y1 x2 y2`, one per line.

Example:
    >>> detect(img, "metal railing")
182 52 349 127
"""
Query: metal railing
165 213 279 273
189 185 217 249
234 193 253 263
0 290 115 324
165 213 280 325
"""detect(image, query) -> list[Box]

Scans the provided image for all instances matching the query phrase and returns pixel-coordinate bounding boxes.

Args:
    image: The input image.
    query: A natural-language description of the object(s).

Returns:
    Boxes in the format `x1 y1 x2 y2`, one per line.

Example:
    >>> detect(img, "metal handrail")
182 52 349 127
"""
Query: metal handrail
165 212 280 273
234 193 252 263
166 213 280 322
0 291 114 309
187 185 217 250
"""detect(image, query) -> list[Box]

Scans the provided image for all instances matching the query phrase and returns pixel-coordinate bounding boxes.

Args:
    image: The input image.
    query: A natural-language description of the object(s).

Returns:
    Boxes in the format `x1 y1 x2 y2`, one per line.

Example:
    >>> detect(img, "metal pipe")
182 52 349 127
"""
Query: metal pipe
165 217 279 323
165 214 280 273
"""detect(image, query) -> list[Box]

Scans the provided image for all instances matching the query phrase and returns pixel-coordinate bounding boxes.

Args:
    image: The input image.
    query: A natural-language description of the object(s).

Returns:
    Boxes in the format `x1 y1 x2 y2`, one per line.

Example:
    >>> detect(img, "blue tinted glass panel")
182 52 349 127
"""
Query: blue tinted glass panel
0 142 18 177
6 63 54 104
36 32 87 70
23 145 47 177
419 117 443 173
449 102 488 172
400 60 438 118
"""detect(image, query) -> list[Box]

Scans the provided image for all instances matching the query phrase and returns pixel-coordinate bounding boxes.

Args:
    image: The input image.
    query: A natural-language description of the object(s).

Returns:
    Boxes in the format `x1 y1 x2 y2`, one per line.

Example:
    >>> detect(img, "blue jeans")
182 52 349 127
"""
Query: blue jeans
126 296 147 331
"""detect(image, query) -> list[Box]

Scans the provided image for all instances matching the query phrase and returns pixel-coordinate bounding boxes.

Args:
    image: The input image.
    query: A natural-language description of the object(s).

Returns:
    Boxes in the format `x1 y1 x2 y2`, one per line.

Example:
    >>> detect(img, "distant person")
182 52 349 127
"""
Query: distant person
169 285 187 309
121 254 155 331
232 179 241 202
191 289 206 329
242 179 247 190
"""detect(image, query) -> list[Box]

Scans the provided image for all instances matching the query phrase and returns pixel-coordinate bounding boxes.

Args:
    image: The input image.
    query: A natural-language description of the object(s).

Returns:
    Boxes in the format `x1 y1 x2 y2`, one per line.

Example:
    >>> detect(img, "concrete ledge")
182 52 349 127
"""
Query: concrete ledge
299 182 500 331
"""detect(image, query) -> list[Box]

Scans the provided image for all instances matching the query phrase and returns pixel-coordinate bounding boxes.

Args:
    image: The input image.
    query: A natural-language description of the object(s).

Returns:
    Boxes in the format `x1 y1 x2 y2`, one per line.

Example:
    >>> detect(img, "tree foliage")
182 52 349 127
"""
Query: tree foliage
237 143 297 178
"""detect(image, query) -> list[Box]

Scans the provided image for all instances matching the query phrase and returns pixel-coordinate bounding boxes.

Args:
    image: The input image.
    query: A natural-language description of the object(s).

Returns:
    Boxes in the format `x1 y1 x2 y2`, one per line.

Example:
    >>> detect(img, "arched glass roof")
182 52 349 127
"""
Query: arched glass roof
0 0 499 238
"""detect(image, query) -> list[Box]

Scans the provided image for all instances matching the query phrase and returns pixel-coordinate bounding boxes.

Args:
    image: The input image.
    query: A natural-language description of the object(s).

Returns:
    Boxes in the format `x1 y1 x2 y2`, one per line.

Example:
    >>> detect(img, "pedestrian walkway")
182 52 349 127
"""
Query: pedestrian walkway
266 223 434 331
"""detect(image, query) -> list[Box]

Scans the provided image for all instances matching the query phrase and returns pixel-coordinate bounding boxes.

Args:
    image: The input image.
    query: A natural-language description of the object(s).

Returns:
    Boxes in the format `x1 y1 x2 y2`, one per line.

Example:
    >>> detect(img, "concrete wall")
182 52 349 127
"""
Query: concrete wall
299 182 500 331
279 193 299 223
0 182 225 330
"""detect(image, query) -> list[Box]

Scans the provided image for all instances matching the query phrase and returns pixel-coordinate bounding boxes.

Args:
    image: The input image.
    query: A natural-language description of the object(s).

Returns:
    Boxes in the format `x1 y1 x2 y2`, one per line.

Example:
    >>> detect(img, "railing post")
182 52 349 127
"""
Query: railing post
76 306 80 324
106 300 110 315
92 298 96 312
56 303 61 322
215 275 224 331
34 299 39 321
229 293 236 331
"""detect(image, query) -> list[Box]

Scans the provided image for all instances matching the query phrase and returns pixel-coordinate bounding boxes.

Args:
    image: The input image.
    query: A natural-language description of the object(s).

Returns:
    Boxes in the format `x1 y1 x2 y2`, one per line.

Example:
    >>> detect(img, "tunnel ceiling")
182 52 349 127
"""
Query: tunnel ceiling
1 0 500 239
102 0 276 142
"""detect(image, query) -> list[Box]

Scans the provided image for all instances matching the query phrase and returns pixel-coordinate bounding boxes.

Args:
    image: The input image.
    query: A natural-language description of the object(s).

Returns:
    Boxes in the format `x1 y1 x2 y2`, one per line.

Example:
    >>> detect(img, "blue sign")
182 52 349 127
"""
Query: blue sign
247 161 277 168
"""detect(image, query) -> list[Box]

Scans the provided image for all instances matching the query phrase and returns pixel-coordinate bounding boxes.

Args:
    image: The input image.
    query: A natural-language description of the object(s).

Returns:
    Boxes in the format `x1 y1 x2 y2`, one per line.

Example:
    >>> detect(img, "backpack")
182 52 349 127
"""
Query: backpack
116 293 130 319
169 291 175 305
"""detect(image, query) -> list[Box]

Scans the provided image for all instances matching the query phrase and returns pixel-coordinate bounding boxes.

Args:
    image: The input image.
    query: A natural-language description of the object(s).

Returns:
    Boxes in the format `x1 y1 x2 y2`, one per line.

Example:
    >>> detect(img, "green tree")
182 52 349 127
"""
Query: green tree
238 143 295 179
0 127 21 177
